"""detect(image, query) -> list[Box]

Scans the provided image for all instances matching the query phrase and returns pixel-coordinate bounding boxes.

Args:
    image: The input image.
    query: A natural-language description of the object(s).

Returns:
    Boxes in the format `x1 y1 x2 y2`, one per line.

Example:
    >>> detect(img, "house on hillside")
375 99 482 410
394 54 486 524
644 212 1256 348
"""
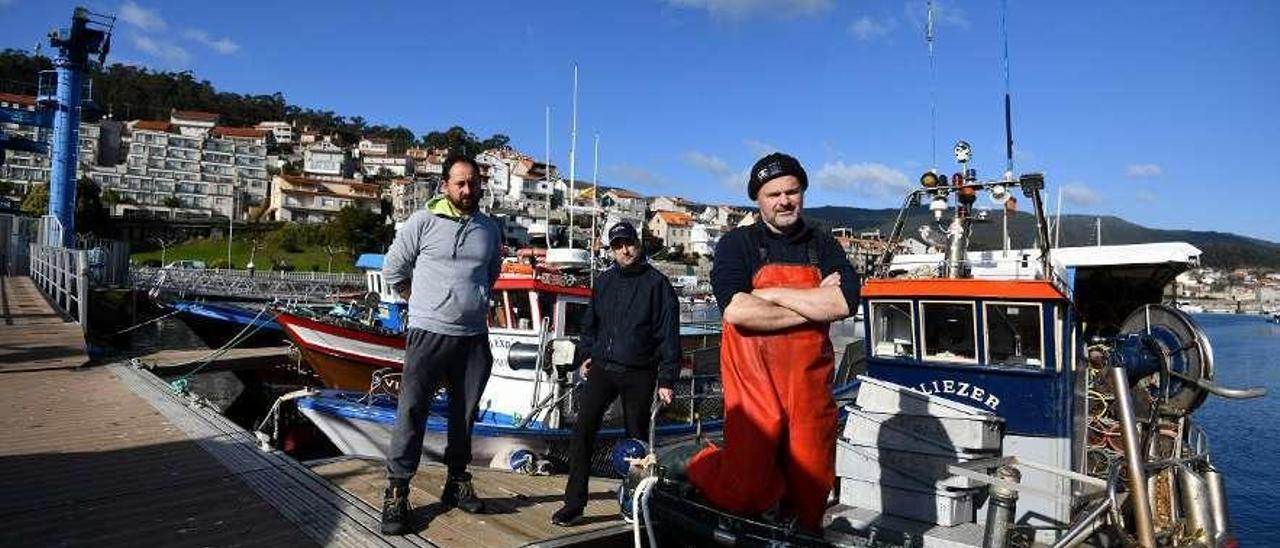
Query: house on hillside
170 109 220 137
267 174 381 223
648 210 694 252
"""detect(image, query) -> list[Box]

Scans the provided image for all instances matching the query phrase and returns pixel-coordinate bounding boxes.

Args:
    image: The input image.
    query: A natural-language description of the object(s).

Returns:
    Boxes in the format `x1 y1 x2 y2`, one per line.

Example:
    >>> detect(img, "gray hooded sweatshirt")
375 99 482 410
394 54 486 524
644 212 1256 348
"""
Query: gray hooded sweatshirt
382 199 502 336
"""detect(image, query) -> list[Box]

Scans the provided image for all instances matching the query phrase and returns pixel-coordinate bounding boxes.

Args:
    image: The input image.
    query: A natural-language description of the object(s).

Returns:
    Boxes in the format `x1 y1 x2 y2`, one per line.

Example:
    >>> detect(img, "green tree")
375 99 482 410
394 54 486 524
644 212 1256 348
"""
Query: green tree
162 196 182 208
420 126 510 155
332 205 391 254
0 180 15 197
75 177 108 235
20 183 48 215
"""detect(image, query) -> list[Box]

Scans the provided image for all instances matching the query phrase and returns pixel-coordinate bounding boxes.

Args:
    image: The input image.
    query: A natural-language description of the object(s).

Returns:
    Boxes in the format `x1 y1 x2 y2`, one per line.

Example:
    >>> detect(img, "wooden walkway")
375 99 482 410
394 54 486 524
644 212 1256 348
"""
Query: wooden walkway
0 275 89 372
311 459 631 548
0 275 630 547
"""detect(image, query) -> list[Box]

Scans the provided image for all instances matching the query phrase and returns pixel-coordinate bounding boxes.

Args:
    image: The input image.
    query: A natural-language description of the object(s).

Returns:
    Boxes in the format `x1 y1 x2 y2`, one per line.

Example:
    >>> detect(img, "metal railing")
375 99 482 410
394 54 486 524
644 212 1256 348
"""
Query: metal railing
131 266 366 302
28 243 89 333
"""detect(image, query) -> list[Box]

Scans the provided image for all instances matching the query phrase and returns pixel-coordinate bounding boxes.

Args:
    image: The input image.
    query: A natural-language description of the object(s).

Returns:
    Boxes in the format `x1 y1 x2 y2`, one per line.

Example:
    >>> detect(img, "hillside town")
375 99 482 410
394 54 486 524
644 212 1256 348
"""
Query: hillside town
0 93 926 277
7 93 1280 308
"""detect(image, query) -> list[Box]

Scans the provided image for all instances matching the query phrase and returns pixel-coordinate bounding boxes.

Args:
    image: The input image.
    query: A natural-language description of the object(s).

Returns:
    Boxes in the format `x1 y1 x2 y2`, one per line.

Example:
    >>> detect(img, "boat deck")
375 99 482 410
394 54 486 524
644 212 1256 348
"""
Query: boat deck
310 458 630 548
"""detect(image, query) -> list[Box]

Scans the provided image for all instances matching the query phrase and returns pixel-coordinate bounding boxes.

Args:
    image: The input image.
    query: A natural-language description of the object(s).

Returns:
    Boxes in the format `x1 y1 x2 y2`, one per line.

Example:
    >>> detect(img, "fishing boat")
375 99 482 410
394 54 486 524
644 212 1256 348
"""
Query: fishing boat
620 150 1265 547
272 249 727 473
274 251 594 391
164 299 285 349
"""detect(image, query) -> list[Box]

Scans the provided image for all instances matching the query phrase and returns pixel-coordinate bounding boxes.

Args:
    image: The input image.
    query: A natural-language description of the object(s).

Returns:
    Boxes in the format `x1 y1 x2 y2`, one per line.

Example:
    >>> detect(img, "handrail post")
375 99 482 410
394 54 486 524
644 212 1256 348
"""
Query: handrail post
76 249 89 332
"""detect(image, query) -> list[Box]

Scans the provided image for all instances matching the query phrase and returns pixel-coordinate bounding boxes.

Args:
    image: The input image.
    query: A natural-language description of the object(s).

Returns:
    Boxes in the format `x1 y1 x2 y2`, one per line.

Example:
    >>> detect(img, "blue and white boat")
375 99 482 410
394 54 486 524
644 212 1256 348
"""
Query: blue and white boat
165 299 285 349
626 163 1263 547
296 388 722 474
282 249 726 474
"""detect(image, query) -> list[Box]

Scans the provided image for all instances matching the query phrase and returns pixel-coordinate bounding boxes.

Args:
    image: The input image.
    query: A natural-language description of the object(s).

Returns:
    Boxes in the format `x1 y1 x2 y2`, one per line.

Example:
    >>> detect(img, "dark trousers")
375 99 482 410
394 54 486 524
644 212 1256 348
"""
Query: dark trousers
563 365 657 510
386 328 492 481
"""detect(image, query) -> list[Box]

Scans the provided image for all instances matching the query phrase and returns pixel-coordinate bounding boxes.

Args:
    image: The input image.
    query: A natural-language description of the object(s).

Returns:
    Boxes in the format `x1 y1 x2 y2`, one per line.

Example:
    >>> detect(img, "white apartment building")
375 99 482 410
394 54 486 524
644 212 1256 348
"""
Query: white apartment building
0 93 103 198
87 120 269 220
361 154 414 178
169 110 219 138
255 121 293 145
303 140 349 178
357 137 390 156
388 177 437 222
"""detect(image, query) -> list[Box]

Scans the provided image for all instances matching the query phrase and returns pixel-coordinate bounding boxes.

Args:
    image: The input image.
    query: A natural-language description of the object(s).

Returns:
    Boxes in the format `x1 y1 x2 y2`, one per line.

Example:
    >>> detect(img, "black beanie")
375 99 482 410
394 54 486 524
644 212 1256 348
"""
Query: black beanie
748 152 808 200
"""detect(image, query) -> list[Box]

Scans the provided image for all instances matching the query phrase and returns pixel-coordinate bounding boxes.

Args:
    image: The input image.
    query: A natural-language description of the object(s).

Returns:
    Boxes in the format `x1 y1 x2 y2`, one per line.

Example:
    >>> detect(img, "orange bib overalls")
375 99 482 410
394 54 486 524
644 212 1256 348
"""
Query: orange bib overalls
687 261 838 531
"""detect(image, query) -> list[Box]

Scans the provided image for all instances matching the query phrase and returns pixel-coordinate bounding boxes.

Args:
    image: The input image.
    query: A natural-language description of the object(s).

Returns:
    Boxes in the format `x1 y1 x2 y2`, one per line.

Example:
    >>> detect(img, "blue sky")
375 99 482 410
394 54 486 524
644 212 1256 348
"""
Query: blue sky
2 1 1278 240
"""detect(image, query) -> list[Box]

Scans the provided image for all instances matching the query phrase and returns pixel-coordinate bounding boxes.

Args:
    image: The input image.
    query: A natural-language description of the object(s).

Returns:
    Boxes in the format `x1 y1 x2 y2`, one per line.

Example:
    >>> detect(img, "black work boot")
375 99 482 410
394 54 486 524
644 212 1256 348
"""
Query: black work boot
551 504 584 527
381 482 411 535
441 471 486 514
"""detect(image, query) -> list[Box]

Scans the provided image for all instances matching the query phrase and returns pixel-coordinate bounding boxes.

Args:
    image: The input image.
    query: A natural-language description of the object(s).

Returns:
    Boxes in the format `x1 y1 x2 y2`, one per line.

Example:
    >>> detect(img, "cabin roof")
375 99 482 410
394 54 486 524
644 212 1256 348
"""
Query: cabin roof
862 278 1067 300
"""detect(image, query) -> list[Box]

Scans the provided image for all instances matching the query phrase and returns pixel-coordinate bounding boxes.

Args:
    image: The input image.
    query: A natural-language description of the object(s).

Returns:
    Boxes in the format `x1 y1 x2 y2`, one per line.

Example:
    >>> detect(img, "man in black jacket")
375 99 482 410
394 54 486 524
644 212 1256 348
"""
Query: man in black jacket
552 221 679 526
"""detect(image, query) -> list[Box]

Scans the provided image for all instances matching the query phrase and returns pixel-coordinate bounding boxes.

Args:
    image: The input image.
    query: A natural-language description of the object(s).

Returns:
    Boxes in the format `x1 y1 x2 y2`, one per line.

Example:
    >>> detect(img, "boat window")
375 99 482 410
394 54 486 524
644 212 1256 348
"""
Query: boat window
985 303 1043 368
489 291 510 329
537 291 557 330
563 301 590 337
921 301 977 362
870 301 914 358
510 291 534 330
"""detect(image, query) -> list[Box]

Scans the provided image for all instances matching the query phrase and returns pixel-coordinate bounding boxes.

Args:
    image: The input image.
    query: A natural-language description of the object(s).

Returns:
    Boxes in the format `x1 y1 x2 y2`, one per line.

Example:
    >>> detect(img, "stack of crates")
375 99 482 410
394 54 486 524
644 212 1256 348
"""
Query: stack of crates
837 376 1004 526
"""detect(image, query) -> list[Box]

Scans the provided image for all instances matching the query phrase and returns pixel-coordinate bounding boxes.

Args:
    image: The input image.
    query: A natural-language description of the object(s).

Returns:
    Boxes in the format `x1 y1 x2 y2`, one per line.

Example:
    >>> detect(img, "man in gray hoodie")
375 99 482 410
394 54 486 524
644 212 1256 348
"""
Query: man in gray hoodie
380 154 502 535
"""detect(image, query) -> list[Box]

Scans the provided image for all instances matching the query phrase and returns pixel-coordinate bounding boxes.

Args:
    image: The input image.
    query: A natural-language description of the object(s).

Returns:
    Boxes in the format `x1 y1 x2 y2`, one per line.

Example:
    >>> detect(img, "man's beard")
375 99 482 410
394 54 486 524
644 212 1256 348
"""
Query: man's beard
448 195 477 212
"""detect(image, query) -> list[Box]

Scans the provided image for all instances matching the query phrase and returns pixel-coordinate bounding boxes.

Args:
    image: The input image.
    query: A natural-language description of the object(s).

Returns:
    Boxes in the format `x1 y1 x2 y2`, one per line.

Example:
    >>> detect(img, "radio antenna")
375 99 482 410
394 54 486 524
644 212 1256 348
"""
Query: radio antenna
926 0 938 173
1001 0 1015 176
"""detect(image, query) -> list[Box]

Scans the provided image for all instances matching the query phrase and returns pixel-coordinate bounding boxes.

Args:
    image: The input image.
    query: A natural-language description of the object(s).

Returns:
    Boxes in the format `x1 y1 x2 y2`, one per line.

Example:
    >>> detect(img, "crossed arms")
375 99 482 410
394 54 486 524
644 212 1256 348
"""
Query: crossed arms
721 272 851 332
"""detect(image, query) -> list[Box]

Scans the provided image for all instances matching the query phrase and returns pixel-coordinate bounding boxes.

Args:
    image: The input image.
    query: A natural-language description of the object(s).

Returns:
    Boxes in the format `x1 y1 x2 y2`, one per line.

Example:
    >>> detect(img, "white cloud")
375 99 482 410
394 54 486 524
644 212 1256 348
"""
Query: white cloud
1061 183 1101 206
606 164 670 188
1135 189 1158 203
813 161 912 197
183 29 240 55
1125 163 1162 178
905 0 969 31
120 1 166 32
744 139 777 157
130 34 189 65
664 0 834 20
849 16 894 41
683 151 732 177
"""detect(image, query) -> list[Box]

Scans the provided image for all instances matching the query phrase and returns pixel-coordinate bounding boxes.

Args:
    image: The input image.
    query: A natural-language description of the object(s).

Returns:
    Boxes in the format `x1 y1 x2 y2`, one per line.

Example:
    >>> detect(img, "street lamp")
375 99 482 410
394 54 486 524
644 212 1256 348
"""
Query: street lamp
227 189 236 269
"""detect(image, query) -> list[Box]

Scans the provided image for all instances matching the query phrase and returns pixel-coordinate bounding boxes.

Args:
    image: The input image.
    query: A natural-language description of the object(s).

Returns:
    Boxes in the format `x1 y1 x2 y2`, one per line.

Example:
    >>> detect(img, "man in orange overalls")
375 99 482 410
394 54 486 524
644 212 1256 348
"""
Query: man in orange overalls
687 152 859 532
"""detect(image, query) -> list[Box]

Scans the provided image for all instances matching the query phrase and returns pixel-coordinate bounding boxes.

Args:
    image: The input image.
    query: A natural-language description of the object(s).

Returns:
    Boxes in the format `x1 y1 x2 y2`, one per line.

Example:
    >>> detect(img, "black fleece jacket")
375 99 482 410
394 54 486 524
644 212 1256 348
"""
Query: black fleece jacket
575 261 681 389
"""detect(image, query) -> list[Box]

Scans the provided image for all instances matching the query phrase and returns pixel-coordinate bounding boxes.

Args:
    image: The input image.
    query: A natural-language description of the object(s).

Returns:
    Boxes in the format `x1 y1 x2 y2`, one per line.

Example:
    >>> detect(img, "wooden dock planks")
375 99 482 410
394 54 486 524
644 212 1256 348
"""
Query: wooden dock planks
0 275 89 372
0 366 318 547
310 458 631 548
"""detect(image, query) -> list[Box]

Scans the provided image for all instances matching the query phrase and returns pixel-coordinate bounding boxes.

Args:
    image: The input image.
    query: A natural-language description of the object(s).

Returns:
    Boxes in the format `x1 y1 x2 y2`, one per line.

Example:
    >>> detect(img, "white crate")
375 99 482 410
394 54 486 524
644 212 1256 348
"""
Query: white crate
843 407 1002 455
853 408 1002 451
839 477 976 526
835 439 988 489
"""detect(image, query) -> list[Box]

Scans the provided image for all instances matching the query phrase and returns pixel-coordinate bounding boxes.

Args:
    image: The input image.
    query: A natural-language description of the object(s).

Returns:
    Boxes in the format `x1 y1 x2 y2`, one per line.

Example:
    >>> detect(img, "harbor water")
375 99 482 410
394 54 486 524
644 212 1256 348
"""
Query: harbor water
1192 314 1280 546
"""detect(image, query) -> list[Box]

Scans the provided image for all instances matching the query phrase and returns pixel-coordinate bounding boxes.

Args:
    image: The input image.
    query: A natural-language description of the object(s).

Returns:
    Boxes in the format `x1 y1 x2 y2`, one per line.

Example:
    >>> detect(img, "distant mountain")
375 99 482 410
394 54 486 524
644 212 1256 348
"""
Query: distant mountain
806 205 1280 269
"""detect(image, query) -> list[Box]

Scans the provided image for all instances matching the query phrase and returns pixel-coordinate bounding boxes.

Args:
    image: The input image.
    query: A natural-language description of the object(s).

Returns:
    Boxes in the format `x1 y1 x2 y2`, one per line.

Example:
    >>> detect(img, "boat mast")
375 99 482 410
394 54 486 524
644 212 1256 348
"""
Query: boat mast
927 0 940 174
567 63 579 248
1000 0 1015 253
590 132 600 288
544 106 552 249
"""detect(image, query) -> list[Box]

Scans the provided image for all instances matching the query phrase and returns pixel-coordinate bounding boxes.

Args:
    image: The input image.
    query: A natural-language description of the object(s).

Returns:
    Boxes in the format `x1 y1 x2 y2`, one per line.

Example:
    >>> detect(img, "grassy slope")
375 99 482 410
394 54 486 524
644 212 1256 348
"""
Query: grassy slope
130 237 358 272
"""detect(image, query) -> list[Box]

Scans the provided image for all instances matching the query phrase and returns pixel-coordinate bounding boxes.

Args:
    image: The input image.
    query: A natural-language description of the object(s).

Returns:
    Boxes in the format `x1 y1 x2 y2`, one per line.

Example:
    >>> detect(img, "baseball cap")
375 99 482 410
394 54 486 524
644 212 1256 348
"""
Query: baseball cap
607 221 639 245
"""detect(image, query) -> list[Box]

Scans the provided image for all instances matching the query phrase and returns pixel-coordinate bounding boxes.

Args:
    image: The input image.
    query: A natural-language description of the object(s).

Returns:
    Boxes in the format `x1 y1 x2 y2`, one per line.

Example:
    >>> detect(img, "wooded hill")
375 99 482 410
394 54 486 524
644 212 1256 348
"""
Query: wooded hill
806 205 1280 269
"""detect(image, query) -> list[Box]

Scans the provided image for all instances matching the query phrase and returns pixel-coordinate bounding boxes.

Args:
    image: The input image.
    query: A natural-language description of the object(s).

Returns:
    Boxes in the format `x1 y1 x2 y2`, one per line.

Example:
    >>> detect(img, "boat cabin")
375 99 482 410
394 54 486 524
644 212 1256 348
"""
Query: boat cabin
861 277 1074 437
